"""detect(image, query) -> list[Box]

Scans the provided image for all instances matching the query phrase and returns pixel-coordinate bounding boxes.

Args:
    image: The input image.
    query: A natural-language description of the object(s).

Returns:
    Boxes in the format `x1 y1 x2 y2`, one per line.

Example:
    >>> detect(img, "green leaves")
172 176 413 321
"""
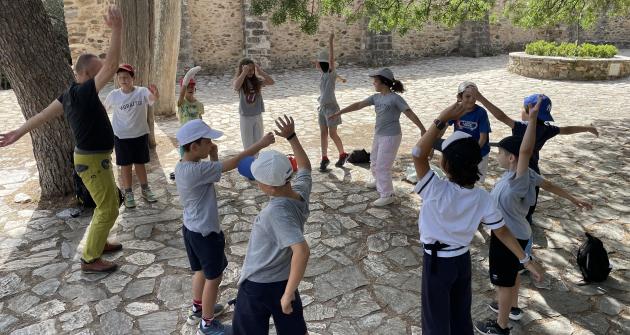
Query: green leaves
525 40 618 58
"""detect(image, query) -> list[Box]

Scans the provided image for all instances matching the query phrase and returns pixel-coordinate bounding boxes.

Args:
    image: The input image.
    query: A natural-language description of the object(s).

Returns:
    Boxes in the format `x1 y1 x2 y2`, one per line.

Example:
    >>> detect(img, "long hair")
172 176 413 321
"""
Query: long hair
441 138 482 187
376 75 405 93
236 58 261 94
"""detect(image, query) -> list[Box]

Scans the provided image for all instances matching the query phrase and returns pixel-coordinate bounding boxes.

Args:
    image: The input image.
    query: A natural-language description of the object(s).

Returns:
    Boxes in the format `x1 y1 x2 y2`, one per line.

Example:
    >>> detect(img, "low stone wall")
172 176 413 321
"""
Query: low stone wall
508 52 630 80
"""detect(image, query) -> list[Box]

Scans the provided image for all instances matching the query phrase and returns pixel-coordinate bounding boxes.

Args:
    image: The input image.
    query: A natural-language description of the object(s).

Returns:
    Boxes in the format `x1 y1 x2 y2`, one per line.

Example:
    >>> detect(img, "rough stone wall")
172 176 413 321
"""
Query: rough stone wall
391 22 461 59
63 0 113 61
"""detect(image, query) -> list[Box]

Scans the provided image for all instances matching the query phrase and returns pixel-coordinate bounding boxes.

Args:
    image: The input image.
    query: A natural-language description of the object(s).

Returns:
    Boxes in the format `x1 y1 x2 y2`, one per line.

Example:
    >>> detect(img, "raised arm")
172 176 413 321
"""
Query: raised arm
402 108 426 134
0 100 64 147
255 64 274 86
274 115 311 171
221 132 275 172
232 64 250 91
413 102 466 179
94 6 123 92
559 125 599 137
328 100 370 120
328 32 335 72
473 86 515 129
539 179 593 210
516 96 542 178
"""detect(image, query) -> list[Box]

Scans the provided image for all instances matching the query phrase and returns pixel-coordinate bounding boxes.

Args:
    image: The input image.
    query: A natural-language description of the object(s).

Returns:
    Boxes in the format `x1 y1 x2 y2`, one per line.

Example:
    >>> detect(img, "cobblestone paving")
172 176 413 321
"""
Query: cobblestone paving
0 52 629 335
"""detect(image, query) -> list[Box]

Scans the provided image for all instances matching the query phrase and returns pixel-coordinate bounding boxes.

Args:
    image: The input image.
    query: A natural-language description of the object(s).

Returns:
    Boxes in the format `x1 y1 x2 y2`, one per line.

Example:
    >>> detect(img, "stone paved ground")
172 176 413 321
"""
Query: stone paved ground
1 52 629 335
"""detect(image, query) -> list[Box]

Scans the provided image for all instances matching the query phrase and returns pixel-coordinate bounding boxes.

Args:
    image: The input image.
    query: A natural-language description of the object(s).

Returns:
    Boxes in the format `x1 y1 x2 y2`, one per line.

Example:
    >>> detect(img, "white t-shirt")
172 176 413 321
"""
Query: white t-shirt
105 86 153 139
415 170 505 257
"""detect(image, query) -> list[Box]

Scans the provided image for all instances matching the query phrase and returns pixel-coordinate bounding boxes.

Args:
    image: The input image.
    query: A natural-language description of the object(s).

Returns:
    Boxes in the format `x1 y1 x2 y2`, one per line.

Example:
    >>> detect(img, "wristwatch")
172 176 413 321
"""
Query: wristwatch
433 119 446 130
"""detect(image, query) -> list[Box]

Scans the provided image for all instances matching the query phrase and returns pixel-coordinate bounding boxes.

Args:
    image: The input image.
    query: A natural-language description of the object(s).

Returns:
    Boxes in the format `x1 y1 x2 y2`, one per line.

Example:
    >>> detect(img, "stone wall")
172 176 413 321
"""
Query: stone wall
63 0 630 73
508 52 630 80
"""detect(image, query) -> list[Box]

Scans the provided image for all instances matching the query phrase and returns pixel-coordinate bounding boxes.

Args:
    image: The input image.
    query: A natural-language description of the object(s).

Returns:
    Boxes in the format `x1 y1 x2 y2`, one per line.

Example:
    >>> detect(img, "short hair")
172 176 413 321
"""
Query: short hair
182 138 204 152
74 53 97 73
441 137 482 187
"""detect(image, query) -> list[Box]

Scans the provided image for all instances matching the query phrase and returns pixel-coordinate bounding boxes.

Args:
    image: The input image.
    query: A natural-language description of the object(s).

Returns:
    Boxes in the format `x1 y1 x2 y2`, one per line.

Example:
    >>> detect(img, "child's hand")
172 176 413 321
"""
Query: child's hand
469 85 482 100
573 198 593 211
280 292 295 314
589 126 599 137
258 132 275 147
528 95 544 121
148 84 159 99
525 260 545 283
209 142 218 159
274 115 296 138
327 111 341 120
104 5 123 30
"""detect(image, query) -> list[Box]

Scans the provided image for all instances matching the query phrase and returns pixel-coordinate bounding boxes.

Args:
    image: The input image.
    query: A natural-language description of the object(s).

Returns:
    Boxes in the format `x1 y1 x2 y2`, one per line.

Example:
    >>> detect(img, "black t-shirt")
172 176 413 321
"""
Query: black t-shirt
512 120 560 174
57 79 114 151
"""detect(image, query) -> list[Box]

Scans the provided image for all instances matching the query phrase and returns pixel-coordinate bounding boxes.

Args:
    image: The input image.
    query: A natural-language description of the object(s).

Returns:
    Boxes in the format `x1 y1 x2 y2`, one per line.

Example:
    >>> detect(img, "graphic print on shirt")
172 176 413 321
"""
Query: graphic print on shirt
181 103 200 121
455 119 478 131
245 81 257 104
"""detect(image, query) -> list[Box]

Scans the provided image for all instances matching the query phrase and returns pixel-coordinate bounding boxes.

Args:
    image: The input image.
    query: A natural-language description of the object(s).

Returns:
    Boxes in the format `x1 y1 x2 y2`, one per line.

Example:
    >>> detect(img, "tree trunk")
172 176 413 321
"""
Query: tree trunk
151 0 181 116
0 0 75 199
116 0 157 147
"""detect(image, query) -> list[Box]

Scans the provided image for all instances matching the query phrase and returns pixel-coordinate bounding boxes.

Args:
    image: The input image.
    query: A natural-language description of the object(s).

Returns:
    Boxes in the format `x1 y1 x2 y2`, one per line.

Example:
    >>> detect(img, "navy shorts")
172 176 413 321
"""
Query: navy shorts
489 232 529 287
114 134 150 166
182 226 228 280
233 280 306 335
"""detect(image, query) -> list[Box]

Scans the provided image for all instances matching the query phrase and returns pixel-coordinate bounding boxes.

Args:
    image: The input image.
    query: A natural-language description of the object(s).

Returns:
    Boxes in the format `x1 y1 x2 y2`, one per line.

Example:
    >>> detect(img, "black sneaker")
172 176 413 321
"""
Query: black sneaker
335 153 349 167
319 159 330 172
488 302 524 321
474 319 510 335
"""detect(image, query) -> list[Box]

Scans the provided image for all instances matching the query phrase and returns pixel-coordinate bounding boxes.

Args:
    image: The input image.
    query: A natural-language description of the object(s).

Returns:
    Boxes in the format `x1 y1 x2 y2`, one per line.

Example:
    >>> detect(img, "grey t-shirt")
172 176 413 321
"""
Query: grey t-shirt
318 70 338 107
239 80 265 116
491 168 543 240
238 170 312 285
175 160 223 236
363 93 410 136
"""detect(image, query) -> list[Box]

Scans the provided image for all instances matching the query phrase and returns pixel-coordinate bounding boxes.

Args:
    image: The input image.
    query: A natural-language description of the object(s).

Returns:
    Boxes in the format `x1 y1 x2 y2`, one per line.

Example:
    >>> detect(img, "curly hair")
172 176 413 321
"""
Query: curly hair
441 137 482 187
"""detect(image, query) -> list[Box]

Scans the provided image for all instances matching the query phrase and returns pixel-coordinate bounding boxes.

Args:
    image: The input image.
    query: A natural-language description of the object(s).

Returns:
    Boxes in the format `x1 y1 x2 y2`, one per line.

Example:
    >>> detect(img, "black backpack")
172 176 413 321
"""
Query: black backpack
576 233 612 283
72 169 124 209
347 149 370 164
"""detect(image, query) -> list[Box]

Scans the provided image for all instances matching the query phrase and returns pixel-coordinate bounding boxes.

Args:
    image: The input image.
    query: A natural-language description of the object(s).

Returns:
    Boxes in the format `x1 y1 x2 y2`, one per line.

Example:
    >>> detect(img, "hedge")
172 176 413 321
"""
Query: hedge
525 40 618 58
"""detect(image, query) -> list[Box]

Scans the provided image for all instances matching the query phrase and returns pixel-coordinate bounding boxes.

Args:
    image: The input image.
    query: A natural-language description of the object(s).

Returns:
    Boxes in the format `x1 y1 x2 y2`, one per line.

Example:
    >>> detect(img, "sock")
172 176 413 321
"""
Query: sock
322 156 328 161
339 152 347 158
192 299 202 312
141 183 149 190
124 188 132 194
201 317 214 327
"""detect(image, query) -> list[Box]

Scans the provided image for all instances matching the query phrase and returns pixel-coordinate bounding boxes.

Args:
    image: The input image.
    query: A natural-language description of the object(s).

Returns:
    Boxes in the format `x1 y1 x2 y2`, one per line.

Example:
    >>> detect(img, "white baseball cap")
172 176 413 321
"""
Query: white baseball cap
176 119 223 146
442 131 472 151
251 150 293 186
457 81 477 94
317 50 329 63
369 68 395 81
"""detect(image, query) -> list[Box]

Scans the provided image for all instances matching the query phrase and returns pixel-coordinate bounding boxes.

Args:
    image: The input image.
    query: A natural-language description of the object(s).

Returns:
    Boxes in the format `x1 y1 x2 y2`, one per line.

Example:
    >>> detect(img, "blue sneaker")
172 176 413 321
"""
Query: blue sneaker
197 319 226 335
187 304 226 325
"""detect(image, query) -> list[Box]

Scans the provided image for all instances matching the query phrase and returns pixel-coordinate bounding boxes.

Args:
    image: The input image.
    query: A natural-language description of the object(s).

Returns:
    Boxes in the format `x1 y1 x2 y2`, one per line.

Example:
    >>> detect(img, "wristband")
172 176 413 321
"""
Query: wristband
433 118 446 130
519 254 531 264
287 133 296 140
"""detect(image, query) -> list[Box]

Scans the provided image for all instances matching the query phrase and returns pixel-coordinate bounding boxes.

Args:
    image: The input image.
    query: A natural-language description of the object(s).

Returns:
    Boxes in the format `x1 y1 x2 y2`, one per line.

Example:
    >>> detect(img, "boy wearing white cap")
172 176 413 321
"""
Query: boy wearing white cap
330 68 426 206
232 115 311 335
412 102 544 335
315 32 349 171
175 119 274 335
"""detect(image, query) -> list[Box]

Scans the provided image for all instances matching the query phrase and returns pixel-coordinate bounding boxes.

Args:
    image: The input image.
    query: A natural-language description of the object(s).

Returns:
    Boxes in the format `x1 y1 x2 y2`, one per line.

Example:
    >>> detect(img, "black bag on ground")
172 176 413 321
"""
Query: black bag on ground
576 232 612 283
347 149 370 164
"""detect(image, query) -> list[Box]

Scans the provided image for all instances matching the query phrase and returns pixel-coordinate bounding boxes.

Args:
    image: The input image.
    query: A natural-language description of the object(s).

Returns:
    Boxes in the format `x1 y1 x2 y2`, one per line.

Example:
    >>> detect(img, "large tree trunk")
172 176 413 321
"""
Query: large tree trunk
151 0 181 116
116 0 157 147
0 0 75 199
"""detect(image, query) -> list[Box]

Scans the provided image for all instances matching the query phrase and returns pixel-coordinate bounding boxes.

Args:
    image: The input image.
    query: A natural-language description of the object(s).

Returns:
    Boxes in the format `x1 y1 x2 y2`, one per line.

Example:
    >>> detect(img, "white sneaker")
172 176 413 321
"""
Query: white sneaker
372 195 395 207
366 180 377 189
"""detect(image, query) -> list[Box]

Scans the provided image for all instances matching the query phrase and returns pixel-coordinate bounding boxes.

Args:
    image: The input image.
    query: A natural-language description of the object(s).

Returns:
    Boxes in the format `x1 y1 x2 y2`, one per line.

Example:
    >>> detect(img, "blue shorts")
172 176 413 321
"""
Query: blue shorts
182 226 228 280
233 280 306 335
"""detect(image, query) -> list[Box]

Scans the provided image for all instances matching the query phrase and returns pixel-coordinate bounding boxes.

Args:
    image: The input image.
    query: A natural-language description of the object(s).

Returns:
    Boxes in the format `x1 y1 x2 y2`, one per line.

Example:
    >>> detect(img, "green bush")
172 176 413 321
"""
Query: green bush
525 40 618 58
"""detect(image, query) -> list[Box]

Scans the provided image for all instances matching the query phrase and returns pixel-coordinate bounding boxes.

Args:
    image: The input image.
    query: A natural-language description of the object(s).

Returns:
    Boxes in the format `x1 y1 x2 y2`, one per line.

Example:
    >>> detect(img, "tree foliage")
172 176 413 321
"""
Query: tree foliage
251 0 630 34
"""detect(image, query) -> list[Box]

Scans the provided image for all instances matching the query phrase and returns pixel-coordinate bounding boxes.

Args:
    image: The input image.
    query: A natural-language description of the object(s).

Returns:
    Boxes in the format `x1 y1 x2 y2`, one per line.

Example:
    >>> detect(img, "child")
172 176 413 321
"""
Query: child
104 64 159 208
329 68 426 206
316 32 348 172
412 102 544 335
232 58 275 149
473 88 598 223
443 81 492 183
232 115 311 335
474 96 592 335
178 66 204 156
175 119 275 335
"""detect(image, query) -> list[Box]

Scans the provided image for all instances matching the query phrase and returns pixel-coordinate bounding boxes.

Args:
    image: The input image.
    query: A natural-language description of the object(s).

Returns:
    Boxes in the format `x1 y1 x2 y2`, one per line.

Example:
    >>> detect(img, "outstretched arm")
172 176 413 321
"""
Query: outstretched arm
328 32 335 72
221 132 275 172
274 115 311 171
0 100 64 147
473 86 515 129
539 179 592 210
516 96 542 178
559 125 599 137
413 102 467 179
402 109 426 134
328 100 370 120
94 6 123 92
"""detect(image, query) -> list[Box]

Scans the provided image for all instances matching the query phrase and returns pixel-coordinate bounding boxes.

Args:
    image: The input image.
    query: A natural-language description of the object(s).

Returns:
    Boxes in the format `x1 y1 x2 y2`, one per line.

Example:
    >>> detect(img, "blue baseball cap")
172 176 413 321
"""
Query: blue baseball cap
523 94 553 122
